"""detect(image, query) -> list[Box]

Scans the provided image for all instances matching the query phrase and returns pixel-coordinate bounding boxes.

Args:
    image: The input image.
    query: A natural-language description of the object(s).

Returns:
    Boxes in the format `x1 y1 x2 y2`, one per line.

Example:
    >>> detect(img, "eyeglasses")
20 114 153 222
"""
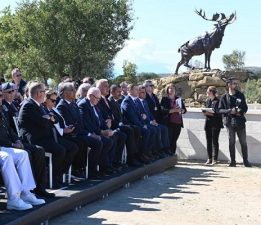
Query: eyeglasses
91 94 101 100
49 98 56 103
4 90 15 94
232 82 238 85
15 74 22 77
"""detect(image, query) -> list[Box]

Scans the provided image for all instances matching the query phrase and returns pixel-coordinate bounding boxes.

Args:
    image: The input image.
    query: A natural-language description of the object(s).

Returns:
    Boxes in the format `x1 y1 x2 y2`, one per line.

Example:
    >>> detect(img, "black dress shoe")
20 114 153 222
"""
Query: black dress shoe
228 161 236 167
243 161 252 167
34 189 55 198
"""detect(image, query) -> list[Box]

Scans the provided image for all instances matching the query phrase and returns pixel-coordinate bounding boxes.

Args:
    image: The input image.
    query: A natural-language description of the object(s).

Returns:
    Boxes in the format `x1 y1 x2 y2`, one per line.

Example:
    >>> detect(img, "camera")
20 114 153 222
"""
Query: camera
235 98 242 113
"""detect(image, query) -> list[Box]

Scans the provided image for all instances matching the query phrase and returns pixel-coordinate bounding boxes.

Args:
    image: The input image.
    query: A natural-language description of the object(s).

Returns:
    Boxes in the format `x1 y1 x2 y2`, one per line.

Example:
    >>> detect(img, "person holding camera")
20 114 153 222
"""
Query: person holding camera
218 78 251 167
202 86 223 165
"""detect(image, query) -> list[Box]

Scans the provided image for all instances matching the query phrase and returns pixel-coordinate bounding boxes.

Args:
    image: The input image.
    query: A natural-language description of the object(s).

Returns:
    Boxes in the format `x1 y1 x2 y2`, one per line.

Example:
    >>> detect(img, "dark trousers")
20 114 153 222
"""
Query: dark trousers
205 127 221 160
227 126 248 163
147 124 161 153
66 135 103 173
23 143 46 190
99 136 113 170
151 124 170 151
36 139 67 184
119 125 140 162
57 137 79 173
168 123 182 154
112 129 127 163
139 126 153 153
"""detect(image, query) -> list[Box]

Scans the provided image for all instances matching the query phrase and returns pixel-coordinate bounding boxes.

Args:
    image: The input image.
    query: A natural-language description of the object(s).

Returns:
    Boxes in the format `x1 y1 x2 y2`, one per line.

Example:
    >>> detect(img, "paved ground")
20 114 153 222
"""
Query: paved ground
50 161 261 225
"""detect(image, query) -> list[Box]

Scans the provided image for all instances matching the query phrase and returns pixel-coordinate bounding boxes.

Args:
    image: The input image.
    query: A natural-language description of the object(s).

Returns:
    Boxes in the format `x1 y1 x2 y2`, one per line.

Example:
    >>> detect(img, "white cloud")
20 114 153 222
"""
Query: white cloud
113 38 178 74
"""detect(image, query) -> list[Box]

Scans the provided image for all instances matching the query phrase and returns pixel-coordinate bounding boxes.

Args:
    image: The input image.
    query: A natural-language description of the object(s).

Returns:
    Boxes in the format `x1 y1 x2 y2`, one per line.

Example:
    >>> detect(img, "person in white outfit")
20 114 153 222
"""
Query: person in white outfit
0 147 45 210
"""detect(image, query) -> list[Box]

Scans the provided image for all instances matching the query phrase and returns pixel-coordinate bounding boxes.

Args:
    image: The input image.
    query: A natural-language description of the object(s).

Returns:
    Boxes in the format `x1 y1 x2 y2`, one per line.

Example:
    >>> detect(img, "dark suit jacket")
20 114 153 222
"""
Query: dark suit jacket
135 99 154 124
145 93 162 122
107 96 124 129
97 97 114 121
204 97 223 129
121 95 145 128
77 98 107 135
18 98 54 144
160 96 187 127
0 107 19 147
2 99 19 133
56 99 87 136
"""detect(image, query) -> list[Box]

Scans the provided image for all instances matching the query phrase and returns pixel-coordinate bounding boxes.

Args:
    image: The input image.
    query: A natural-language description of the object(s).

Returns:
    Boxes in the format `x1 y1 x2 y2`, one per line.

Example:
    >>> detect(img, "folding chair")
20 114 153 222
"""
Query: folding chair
121 144 127 164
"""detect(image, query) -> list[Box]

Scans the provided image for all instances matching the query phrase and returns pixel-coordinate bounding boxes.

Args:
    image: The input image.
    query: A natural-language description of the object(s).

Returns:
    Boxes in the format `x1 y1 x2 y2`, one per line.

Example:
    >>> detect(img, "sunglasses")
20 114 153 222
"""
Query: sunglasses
4 90 15 94
15 74 22 77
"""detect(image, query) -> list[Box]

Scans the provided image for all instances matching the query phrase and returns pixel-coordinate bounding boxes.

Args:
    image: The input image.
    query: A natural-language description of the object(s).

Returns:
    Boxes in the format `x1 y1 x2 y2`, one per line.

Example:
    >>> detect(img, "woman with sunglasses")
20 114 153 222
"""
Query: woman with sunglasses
202 86 223 165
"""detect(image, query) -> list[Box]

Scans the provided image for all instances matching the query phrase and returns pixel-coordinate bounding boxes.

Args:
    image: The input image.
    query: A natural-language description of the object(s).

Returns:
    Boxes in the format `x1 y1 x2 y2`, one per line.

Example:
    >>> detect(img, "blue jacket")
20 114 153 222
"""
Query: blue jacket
121 95 145 128
77 98 107 135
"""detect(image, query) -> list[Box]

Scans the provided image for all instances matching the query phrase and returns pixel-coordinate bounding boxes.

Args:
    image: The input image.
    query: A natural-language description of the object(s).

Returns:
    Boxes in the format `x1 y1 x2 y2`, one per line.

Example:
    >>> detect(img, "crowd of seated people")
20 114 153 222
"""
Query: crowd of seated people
0 68 185 211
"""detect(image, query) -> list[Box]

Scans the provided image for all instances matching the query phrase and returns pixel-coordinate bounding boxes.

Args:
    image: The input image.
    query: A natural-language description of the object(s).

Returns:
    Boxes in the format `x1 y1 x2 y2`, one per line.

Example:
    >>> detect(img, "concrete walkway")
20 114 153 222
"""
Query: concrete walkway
50 161 261 225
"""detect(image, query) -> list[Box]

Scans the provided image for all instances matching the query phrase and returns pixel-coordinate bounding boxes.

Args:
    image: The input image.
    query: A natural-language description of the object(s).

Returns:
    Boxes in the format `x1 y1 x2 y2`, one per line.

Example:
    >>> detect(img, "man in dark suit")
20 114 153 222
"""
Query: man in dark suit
77 87 118 174
0 84 54 197
56 82 103 177
96 79 127 168
108 84 142 166
18 82 74 188
2 82 19 132
121 84 154 163
136 85 171 157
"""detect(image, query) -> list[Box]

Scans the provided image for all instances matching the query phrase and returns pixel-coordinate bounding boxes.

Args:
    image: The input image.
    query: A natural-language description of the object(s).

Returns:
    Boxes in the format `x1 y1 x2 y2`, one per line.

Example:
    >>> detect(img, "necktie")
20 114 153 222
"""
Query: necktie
92 106 100 126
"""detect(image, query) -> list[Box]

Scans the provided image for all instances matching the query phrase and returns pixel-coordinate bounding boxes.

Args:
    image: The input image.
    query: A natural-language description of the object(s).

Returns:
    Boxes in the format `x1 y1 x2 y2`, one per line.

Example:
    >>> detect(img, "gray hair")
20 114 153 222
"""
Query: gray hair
58 82 75 98
143 80 153 87
76 83 91 98
28 82 45 97
96 79 108 88
87 87 101 99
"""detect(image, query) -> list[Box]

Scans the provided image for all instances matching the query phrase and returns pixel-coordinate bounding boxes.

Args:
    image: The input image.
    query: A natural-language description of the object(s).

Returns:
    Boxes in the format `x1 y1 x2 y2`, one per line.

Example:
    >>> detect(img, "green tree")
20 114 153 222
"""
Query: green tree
0 0 133 82
245 78 261 103
137 72 159 83
122 60 137 83
222 50 246 71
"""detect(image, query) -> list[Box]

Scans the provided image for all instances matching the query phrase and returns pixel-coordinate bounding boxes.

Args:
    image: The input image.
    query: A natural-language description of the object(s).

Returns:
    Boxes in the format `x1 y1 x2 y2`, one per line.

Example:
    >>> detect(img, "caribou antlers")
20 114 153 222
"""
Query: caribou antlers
195 9 236 24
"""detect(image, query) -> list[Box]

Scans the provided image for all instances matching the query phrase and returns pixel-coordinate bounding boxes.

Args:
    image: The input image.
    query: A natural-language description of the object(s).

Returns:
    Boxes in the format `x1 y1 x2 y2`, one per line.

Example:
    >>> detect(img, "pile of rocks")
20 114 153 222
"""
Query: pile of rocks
154 69 249 107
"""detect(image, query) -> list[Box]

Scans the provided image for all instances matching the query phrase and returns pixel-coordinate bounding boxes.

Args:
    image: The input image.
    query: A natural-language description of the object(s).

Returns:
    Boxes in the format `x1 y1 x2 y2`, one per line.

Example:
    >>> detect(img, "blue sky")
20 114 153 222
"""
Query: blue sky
1 0 261 75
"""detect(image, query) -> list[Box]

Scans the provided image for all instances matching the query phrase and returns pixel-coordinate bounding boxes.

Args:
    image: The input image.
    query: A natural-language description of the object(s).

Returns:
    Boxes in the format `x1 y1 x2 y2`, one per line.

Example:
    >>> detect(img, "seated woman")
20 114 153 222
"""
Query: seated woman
161 84 187 154
0 147 45 210
202 86 223 164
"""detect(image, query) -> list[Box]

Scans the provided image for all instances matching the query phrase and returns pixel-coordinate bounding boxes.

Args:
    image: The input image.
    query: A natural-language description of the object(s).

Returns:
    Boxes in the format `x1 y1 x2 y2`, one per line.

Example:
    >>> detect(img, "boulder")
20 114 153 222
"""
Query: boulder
196 76 226 87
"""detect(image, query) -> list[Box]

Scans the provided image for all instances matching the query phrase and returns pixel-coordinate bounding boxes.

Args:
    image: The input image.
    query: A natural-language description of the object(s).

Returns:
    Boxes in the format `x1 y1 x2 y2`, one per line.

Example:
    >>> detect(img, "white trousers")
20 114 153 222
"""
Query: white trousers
0 147 36 200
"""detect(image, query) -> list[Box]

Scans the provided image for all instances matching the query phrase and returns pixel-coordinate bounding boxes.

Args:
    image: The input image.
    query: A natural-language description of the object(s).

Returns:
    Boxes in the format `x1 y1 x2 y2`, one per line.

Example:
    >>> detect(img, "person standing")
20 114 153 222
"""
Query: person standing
218 78 251 167
11 68 26 101
161 84 187 154
202 86 223 165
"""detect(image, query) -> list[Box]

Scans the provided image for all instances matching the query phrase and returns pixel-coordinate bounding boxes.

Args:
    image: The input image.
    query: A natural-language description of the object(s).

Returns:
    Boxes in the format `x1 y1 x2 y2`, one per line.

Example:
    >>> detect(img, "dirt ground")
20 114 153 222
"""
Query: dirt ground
50 161 261 225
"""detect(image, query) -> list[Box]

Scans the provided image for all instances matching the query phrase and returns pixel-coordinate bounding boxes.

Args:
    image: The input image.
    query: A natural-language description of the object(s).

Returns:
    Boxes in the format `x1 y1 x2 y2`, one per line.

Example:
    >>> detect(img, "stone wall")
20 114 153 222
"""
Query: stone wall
154 69 249 107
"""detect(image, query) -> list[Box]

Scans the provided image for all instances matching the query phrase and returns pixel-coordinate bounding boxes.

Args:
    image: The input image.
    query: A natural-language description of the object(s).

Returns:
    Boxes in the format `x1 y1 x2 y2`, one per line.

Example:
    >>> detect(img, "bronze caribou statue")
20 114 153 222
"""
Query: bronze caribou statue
175 9 236 74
